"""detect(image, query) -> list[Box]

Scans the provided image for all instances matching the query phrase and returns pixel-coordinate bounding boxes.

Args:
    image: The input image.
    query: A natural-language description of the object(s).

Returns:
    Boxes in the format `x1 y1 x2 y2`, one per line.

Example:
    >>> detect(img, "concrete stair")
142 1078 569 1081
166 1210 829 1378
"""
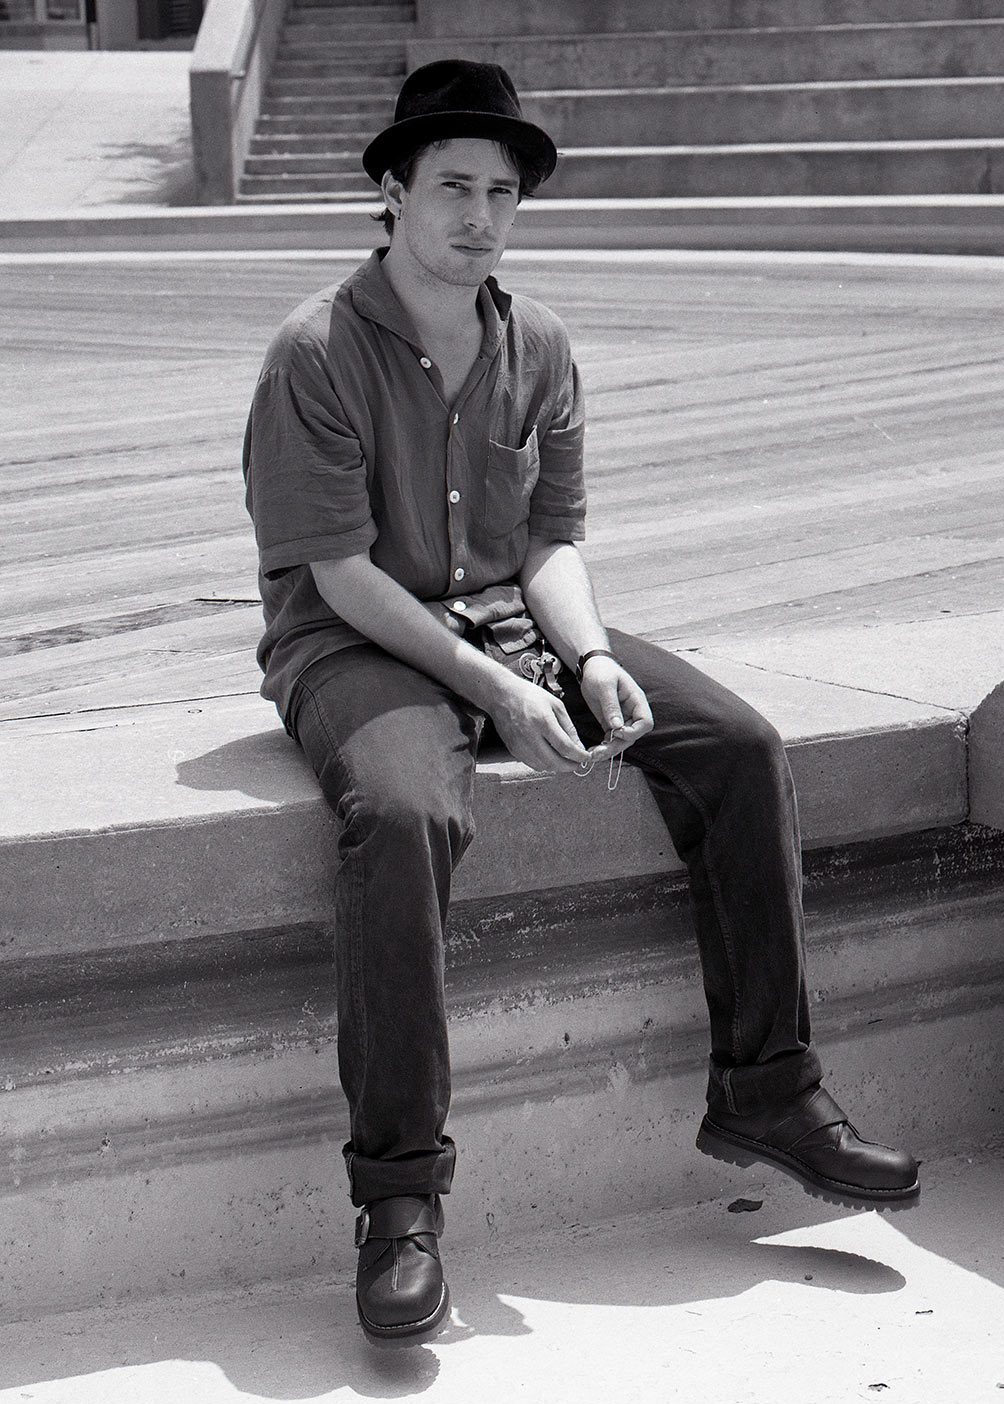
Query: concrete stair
2 648 1003 1317
238 0 413 203
235 1 1004 204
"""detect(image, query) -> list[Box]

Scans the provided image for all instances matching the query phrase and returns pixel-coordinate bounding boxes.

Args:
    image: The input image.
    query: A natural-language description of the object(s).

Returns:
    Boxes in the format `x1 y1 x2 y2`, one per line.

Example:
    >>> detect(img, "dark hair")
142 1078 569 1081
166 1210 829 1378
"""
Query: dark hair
372 137 552 238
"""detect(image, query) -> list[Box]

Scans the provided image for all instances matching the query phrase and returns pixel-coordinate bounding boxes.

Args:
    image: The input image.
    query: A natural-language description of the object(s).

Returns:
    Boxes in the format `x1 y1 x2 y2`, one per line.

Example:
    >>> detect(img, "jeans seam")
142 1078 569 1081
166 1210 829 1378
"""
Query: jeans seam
299 680 370 1117
630 748 745 1069
454 708 482 868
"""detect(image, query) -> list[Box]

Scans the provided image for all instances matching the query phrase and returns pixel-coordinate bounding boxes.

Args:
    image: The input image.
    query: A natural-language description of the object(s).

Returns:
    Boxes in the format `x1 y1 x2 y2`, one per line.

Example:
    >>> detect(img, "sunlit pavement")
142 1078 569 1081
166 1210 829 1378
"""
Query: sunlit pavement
0 1147 1000 1404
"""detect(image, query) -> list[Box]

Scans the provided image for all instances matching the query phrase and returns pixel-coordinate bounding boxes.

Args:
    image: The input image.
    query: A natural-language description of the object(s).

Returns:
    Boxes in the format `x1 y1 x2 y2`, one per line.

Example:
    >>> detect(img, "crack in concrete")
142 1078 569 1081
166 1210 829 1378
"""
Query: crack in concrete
0 689 259 728
694 651 967 716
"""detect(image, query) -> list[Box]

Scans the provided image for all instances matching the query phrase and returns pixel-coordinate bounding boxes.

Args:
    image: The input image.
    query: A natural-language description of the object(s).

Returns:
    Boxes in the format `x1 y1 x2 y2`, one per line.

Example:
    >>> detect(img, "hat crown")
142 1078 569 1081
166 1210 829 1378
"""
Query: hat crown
361 58 556 187
393 60 523 125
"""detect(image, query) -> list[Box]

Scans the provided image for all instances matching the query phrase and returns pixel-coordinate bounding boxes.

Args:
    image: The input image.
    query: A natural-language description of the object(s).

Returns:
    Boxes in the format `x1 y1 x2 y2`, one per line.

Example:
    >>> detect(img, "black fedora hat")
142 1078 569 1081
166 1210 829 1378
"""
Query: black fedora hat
362 59 558 186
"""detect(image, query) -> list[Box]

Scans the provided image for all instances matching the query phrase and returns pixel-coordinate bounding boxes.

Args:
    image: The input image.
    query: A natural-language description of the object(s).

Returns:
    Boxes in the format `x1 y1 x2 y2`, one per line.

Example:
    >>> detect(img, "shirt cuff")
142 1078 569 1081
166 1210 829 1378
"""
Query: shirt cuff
526 513 586 542
260 520 378 579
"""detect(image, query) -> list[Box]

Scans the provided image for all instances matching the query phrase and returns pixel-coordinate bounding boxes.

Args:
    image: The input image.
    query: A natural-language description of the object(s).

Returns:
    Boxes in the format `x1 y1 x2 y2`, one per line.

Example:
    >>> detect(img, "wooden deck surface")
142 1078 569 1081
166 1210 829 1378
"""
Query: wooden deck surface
1 253 1001 722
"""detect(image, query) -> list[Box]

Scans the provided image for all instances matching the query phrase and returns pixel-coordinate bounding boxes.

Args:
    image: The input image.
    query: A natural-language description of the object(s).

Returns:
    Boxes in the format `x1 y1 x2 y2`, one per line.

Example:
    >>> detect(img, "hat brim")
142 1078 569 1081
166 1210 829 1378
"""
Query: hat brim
362 111 558 186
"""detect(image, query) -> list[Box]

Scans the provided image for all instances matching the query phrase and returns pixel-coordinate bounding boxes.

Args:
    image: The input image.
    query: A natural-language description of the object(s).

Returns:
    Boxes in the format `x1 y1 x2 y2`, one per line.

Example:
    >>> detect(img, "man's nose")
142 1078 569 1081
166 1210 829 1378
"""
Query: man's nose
464 193 492 230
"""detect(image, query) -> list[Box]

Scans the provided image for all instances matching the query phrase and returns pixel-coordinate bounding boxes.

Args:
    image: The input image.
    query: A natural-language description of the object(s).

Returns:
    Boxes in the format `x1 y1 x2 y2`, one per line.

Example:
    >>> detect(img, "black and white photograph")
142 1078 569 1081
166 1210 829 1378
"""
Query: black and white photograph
1 0 1002 1399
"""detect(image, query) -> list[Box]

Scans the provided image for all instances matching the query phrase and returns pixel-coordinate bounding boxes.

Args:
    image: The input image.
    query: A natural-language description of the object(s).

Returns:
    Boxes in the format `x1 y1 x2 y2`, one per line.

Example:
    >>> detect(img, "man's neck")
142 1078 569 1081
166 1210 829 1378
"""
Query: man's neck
381 243 482 347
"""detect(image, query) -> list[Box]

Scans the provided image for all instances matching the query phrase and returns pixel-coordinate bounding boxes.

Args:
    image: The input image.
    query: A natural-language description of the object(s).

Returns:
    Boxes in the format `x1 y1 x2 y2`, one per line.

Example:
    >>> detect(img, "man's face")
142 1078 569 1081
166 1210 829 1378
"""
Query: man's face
386 137 521 288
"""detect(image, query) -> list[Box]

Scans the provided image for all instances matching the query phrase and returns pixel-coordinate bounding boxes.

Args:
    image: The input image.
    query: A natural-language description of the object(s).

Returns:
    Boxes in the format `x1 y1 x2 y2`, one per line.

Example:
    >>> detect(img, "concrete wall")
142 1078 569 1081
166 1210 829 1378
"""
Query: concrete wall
190 0 286 203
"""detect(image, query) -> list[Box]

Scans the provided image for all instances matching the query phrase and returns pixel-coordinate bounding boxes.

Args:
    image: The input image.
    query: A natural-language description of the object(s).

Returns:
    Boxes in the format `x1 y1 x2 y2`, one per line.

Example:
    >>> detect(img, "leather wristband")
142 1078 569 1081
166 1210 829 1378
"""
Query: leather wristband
575 648 617 683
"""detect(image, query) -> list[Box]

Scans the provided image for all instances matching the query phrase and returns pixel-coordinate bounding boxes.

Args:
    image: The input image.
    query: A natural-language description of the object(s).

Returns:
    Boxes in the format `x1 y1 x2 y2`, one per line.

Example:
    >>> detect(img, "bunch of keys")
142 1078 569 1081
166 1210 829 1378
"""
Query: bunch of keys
575 724 627 791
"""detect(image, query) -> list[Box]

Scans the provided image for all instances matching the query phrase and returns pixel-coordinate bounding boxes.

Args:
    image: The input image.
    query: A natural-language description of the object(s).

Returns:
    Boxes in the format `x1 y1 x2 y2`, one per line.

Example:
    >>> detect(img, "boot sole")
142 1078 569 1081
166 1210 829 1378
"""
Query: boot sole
357 1282 451 1348
696 1118 921 1212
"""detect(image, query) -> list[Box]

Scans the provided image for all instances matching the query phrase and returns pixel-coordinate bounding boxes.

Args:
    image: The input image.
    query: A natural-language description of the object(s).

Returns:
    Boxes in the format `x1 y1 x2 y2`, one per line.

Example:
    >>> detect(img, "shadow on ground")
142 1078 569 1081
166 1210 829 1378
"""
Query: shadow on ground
97 134 196 205
176 728 319 803
0 1229 904 1401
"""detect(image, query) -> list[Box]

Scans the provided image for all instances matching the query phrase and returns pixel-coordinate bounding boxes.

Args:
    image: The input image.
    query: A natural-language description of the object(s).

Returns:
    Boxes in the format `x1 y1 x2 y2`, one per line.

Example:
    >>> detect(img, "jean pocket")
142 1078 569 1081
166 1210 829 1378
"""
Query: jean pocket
483 425 540 536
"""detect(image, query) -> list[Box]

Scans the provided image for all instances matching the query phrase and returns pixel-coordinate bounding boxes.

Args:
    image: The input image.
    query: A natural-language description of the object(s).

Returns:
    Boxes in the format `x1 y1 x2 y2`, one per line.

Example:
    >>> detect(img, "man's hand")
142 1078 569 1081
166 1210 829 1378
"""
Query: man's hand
490 676 593 774
579 656 653 760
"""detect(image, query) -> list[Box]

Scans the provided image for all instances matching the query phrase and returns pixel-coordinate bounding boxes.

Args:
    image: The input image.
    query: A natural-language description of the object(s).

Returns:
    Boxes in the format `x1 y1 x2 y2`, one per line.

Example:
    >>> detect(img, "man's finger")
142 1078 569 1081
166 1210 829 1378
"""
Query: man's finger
545 705 590 765
620 679 653 730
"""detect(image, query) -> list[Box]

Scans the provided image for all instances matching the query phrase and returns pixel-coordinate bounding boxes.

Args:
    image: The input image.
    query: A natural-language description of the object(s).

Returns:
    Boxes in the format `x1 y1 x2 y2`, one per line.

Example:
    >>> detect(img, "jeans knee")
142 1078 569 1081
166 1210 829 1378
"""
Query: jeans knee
733 713 792 790
342 783 473 863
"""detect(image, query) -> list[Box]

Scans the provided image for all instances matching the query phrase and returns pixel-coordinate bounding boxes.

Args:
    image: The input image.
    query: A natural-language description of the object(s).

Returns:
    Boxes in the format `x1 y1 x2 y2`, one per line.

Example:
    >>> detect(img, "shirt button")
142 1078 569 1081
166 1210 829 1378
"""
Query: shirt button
452 412 459 424
419 356 432 369
451 600 467 612
453 567 465 582
448 489 461 504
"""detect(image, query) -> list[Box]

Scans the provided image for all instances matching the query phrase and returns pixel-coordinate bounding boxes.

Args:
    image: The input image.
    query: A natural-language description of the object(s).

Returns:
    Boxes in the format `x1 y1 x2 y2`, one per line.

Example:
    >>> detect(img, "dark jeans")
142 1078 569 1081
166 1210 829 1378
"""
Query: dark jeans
286 627 822 1206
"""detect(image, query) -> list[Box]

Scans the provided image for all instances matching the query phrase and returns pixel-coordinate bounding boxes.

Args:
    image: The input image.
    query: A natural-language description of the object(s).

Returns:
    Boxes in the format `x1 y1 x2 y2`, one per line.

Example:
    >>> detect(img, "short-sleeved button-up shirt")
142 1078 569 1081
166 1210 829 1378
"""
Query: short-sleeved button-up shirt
243 248 587 716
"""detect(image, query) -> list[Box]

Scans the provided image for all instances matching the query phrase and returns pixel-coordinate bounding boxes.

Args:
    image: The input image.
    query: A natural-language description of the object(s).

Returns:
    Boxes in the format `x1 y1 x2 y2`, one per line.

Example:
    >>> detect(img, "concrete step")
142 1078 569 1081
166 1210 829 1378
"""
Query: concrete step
11 197 1003 256
421 0 1004 37
256 113 383 133
261 92 396 115
292 0 405 7
238 173 374 195
278 24 413 47
266 74 401 98
1 823 1001 1316
0 646 1000 1315
243 152 365 176
285 5 413 24
523 78 1004 146
409 21 1004 89
237 142 1004 198
253 79 1004 149
273 54 406 79
234 188 375 201
542 140 1004 197
251 132 376 153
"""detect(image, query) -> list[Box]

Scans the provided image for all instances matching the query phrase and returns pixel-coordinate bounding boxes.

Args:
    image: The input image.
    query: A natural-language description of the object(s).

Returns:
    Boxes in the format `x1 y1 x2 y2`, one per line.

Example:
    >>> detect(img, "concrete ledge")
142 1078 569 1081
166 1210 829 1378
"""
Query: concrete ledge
407 22 1004 88
1 630 1002 1316
1 825 1002 1317
970 681 1004 829
0 649 973 962
3 197 1004 256
413 0 1004 37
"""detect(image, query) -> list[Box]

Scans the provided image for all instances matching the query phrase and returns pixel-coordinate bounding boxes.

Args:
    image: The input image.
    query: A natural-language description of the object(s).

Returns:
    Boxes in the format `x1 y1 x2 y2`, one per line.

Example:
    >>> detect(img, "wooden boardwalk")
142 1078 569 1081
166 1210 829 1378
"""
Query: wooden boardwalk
1 252 1001 723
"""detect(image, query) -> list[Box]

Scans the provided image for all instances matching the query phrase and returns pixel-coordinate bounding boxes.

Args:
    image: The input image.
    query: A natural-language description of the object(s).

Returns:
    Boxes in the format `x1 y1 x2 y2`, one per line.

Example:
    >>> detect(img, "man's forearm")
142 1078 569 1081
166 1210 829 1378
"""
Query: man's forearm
310 555 514 713
519 537 609 669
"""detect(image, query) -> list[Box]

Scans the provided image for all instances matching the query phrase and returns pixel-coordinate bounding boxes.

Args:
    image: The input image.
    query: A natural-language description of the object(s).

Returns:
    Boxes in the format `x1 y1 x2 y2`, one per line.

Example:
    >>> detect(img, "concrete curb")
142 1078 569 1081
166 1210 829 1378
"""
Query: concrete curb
2 825 1002 1318
1 196 1003 255
0 654 975 961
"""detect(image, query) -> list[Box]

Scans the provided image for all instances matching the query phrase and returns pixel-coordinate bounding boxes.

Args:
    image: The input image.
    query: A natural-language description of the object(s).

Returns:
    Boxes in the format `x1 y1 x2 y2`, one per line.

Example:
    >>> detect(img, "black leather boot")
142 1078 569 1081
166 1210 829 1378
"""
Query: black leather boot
697 1084 920 1210
355 1194 450 1347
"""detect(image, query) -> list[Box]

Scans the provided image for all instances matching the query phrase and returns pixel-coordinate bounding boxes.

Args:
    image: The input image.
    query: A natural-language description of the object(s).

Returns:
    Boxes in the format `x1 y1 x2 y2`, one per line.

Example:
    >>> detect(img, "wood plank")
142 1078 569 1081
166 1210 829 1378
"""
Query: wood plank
1 255 1001 719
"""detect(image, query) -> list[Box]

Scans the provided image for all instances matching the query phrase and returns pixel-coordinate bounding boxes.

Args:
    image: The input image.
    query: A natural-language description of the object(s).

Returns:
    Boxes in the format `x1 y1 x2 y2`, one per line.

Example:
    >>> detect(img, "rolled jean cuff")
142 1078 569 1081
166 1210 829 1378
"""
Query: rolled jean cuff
706 1046 824 1119
344 1137 457 1208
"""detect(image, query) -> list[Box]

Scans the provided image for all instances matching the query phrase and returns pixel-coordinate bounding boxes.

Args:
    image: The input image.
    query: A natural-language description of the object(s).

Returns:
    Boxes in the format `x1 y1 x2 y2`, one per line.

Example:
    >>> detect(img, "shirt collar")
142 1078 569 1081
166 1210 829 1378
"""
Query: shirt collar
348 248 512 358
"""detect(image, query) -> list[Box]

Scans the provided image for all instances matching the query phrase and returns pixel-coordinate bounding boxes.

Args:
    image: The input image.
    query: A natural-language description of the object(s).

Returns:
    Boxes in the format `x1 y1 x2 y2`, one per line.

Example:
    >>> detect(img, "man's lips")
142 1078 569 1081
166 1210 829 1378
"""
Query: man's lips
452 242 494 253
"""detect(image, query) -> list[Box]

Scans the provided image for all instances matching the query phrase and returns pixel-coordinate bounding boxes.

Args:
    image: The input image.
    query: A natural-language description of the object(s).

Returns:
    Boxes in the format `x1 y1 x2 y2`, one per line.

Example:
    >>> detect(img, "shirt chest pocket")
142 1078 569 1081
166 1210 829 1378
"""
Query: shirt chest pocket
483 425 540 537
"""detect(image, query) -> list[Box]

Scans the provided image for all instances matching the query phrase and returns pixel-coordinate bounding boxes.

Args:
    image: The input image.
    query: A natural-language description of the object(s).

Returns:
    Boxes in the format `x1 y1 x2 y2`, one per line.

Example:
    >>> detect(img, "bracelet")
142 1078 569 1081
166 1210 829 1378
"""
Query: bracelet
575 648 617 683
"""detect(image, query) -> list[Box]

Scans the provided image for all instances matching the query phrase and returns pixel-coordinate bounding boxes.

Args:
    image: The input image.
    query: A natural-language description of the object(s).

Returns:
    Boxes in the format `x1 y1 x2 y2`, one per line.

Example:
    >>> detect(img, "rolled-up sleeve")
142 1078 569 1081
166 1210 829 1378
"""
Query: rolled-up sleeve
243 345 377 581
527 337 587 542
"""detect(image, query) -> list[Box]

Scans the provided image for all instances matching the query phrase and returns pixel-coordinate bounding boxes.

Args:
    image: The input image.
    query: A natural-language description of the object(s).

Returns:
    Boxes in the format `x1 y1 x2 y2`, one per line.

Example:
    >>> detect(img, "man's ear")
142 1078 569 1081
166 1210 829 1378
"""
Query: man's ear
381 171 405 219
